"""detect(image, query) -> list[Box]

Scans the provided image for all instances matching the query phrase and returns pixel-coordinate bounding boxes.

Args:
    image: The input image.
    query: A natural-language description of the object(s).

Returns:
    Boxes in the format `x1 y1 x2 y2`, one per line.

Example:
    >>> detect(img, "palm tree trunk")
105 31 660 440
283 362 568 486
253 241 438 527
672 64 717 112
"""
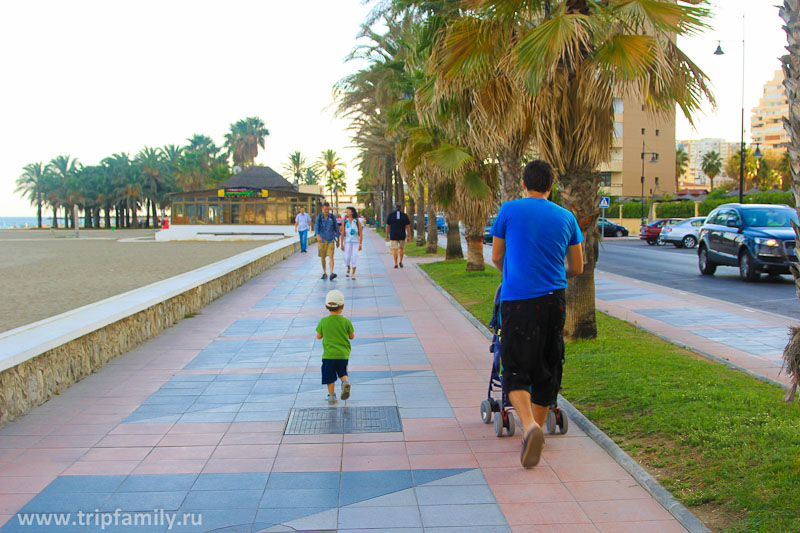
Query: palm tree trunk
384 157 393 216
445 211 463 260
426 186 438 254
559 166 601 341
464 229 485 271
408 194 416 241
497 146 524 204
52 205 58 229
105 207 111 229
84 207 91 229
416 182 426 247
36 199 42 229
152 200 159 228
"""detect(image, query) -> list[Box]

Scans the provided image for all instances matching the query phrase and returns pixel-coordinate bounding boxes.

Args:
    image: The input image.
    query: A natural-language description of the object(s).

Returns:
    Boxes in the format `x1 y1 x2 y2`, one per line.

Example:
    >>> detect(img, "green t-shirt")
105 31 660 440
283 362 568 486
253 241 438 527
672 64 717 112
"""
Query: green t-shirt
316 314 354 360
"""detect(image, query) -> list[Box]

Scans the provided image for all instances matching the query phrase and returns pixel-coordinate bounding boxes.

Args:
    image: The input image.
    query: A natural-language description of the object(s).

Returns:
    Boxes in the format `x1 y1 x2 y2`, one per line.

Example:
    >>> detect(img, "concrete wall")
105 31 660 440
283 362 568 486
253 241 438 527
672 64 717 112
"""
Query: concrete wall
156 225 295 242
0 238 298 427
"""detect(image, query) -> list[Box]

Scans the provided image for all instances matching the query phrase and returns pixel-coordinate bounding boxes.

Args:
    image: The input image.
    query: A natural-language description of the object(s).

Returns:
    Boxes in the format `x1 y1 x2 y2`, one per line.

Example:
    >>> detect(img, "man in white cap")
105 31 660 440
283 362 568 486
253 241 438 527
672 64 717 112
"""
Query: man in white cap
316 289 355 403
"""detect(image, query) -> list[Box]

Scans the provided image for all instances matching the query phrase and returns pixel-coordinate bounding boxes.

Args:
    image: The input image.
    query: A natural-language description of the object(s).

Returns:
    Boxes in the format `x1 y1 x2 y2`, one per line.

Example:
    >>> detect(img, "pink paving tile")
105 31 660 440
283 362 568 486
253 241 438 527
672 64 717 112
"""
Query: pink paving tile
0 493 35 514
491 483 575 504
276 443 342 458
81 447 151 462
280 434 343 444
408 453 479 470
406 440 472 455
164 422 231 434
202 458 275 474
108 423 173 435
467 438 521 454
146 446 215 461
596 520 687 532
511 525 600 533
550 462 632 483
271 455 341 473
500 502 592 526
63 460 140 476
0 475 55 494
0 436 43 449
225 421 286 433
131 459 207 475
219 433 283 446
0 461 69 477
33 435 102 448
342 454 410 471
95 434 164 447
483 466 562 485
0 514 12 528
342 442 407 457
210 445 279 460
157 433 224 447
579 499 675 523
544 448 621 466
564 480 651 502
0 424 55 436
540 436 600 452
12 448 88 464
342 432 405 443
475 451 531 469
0 449 24 462
51 423 118 436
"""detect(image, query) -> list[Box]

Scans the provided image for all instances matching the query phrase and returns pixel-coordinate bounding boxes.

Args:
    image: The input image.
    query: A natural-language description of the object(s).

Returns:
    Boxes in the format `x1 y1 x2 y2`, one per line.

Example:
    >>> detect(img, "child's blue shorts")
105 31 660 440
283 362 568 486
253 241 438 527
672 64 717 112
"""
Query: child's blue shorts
321 359 349 385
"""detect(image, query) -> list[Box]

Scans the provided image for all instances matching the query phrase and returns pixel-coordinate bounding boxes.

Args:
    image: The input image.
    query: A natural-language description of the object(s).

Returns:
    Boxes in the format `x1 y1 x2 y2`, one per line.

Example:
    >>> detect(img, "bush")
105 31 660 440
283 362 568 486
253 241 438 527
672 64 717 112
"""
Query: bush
620 201 650 218
656 201 694 218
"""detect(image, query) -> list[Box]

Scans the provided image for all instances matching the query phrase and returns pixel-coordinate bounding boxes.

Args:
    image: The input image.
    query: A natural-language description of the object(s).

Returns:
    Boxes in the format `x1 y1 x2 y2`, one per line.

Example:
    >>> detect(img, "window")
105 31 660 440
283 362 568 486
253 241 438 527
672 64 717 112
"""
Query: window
600 172 612 186
613 122 623 137
208 204 220 224
641 128 646 135
612 98 624 114
655 129 660 136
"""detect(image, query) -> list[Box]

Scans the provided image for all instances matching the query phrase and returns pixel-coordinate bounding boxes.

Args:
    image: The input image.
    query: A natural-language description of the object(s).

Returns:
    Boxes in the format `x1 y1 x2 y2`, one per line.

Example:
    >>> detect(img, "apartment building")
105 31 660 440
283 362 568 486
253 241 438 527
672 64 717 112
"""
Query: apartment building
751 69 790 151
599 94 676 198
676 138 739 190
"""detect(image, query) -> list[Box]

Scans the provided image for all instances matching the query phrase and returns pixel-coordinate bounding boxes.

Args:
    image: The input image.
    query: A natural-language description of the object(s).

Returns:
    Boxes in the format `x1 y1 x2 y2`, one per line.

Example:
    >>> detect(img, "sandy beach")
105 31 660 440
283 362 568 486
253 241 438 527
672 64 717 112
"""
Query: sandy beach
0 229 275 333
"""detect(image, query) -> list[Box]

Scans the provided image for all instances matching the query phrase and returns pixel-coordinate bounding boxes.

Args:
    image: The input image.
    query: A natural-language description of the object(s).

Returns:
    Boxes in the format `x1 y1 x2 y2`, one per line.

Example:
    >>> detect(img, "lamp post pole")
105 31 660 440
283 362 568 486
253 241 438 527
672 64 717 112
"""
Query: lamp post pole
641 140 659 224
715 13 746 203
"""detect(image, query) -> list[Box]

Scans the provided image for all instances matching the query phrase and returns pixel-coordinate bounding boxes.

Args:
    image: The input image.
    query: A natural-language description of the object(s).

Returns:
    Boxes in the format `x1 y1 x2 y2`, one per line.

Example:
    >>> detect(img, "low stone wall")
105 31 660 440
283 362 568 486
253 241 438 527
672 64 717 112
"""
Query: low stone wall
0 240 298 427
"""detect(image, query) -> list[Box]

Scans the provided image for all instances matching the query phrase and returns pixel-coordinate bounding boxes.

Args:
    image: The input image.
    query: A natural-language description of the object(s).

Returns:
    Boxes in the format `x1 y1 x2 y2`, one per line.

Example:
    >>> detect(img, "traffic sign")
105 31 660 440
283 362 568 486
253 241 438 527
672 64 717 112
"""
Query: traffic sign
599 197 610 209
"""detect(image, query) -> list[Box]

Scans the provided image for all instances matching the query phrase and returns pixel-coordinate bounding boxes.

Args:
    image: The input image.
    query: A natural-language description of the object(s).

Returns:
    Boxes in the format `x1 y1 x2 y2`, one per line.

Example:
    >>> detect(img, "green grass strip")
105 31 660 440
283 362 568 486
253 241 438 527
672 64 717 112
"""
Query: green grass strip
420 259 800 533
375 226 444 256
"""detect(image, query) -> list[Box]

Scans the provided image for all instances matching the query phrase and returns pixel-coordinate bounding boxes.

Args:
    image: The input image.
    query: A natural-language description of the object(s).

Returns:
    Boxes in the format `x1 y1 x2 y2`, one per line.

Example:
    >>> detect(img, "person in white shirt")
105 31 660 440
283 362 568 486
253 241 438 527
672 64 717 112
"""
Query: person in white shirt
295 207 312 253
341 207 363 280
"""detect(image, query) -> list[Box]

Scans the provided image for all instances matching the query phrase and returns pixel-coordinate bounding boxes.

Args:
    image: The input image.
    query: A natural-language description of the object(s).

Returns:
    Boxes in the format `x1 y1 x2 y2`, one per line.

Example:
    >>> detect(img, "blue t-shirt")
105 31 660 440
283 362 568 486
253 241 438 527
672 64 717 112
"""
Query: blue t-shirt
491 198 584 301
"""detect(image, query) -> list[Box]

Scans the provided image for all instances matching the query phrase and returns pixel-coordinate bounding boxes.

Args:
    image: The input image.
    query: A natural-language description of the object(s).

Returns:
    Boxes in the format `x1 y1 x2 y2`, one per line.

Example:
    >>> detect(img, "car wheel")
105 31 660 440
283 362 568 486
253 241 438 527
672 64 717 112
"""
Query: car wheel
682 235 697 249
656 236 667 246
615 229 624 237
647 240 656 246
739 250 760 282
698 246 717 275
673 242 683 248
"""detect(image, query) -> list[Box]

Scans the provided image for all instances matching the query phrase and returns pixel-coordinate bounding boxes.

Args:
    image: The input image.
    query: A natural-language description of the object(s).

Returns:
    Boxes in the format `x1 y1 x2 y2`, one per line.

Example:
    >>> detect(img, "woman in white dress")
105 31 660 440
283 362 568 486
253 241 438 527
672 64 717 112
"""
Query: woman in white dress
341 206 363 280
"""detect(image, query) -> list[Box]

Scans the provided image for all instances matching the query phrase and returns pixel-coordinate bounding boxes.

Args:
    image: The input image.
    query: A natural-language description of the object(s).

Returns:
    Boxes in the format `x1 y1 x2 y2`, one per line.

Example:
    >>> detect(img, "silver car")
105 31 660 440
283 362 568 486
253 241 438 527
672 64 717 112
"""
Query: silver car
660 217 706 248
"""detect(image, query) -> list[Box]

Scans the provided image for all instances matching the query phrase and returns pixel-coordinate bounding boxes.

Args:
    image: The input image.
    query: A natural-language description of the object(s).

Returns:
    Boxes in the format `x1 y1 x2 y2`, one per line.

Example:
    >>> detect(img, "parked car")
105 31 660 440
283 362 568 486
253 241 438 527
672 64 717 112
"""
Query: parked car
437 216 447 233
598 218 629 237
484 217 497 244
659 217 706 248
639 218 684 245
698 203 798 281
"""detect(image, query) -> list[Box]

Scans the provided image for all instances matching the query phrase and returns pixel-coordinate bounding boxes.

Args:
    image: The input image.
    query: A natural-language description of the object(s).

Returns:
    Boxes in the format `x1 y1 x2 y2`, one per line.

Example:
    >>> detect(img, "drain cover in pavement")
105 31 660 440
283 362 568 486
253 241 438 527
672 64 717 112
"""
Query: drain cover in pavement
284 406 402 435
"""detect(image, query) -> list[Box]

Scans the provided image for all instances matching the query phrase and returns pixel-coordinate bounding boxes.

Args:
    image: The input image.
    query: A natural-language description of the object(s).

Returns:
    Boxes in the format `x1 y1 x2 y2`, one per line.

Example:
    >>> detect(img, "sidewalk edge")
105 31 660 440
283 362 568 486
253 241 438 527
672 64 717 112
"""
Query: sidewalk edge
414 263 709 533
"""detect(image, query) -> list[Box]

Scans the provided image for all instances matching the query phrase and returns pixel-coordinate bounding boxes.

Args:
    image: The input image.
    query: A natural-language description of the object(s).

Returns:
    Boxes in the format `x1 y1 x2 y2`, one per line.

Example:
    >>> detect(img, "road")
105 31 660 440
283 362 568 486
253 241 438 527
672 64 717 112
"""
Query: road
435 230 800 320
596 238 800 320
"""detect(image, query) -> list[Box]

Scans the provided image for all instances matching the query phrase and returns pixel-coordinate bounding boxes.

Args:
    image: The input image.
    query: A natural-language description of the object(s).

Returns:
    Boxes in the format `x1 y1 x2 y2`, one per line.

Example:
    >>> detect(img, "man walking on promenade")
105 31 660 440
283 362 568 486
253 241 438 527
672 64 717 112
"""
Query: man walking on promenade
295 207 311 253
315 202 340 280
491 160 584 468
385 204 412 269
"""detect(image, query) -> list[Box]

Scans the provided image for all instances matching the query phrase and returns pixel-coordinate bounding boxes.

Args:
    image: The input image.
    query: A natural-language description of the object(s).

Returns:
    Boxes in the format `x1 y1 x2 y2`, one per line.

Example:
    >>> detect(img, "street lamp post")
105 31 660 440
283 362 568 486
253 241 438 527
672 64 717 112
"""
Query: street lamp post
641 140 659 224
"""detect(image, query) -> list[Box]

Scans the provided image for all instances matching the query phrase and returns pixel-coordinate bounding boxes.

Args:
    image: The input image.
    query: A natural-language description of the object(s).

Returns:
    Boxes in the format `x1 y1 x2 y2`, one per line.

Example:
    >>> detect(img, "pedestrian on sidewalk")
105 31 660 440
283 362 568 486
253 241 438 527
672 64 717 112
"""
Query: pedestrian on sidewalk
491 159 584 468
294 206 311 253
316 289 354 404
315 202 340 280
385 203 411 268
342 206 363 280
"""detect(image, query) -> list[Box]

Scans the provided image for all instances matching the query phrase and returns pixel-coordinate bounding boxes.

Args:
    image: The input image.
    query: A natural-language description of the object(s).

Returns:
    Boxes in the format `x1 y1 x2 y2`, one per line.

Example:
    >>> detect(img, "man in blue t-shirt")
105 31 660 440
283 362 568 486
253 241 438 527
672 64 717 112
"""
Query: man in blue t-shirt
491 159 584 468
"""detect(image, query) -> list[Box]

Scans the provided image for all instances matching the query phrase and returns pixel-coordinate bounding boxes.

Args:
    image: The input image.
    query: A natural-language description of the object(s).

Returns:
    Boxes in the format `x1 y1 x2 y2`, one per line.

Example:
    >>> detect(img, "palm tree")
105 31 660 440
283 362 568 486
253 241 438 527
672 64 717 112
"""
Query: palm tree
676 148 690 192
224 117 269 168
136 146 167 227
327 169 347 211
318 149 346 207
779 0 800 403
304 168 320 185
418 0 713 339
15 162 48 228
48 155 82 228
282 151 308 185
700 151 723 191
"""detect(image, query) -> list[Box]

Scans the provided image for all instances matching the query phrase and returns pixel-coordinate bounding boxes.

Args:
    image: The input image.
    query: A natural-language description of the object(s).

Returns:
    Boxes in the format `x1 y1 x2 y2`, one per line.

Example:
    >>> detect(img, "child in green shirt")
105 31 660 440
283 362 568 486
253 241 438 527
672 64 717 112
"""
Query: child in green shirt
316 289 355 404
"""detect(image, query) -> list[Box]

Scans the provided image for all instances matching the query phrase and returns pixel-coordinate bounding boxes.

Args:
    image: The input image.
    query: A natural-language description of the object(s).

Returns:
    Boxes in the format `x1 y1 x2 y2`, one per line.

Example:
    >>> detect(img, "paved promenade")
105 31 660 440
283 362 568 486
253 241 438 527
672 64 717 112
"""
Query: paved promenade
0 230 685 532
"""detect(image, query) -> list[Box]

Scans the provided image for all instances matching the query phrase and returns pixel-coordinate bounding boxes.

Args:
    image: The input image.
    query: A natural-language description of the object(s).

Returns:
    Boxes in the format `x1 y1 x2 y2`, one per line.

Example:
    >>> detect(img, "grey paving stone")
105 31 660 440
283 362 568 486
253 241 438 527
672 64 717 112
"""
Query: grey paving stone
419 504 508 527
338 506 422 529
181 489 263 511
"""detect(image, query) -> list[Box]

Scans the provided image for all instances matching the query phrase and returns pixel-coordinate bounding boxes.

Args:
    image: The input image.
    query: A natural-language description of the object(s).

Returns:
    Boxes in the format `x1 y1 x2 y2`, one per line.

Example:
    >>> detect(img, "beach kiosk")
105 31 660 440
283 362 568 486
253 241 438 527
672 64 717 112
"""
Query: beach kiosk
156 166 323 241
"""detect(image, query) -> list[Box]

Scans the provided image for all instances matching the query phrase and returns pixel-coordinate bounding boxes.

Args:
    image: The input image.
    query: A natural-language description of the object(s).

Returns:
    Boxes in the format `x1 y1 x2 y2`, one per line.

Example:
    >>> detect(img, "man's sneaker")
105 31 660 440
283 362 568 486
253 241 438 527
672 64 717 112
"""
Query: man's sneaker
327 393 337 404
394 265 399 269
399 262 404 268
321 273 328 280
329 273 338 280
340 381 351 401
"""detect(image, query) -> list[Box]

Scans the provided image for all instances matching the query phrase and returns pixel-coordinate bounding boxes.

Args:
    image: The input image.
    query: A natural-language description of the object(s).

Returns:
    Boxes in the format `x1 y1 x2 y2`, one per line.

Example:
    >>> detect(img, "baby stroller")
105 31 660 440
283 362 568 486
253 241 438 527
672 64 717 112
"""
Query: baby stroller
479 284 569 436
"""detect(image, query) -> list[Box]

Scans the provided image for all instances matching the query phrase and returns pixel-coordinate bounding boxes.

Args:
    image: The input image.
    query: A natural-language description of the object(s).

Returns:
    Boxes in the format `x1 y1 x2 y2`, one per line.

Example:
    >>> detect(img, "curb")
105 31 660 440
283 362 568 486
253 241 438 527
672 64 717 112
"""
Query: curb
414 263 710 533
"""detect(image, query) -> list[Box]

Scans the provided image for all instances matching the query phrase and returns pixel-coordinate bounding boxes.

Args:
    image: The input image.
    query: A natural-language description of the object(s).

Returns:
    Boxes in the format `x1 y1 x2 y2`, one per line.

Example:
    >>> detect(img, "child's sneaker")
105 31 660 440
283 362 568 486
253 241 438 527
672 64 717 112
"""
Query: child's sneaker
340 381 351 400
327 393 337 404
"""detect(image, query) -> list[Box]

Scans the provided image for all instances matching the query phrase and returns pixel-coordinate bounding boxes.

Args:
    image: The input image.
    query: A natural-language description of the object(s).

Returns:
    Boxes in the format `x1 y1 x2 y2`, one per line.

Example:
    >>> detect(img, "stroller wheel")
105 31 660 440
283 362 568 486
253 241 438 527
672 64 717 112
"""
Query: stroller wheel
558 410 569 434
480 400 493 424
493 412 505 437
545 410 557 435
506 411 515 437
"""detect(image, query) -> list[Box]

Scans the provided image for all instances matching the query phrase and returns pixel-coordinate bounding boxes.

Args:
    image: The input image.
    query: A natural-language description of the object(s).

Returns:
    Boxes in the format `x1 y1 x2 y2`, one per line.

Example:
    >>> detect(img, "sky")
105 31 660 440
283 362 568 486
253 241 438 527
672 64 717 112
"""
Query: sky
0 0 790 217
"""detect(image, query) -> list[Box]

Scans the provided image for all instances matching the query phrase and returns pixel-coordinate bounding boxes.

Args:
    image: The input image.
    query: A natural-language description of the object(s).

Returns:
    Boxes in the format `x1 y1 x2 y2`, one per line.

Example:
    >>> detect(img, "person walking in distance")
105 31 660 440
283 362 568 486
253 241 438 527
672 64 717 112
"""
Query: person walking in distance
315 202 340 280
341 206 363 280
385 204 411 269
295 206 311 253
491 160 584 468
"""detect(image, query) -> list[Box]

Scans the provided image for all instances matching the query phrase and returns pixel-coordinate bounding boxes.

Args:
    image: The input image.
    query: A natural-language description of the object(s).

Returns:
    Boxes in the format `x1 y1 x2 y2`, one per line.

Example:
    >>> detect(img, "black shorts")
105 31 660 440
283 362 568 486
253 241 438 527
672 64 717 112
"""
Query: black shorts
500 290 566 406
321 359 349 385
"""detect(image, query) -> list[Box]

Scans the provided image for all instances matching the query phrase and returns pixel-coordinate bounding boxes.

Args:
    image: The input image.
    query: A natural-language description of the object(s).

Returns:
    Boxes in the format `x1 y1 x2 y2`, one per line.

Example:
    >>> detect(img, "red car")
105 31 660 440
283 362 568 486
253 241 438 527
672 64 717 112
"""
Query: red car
639 218 684 245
